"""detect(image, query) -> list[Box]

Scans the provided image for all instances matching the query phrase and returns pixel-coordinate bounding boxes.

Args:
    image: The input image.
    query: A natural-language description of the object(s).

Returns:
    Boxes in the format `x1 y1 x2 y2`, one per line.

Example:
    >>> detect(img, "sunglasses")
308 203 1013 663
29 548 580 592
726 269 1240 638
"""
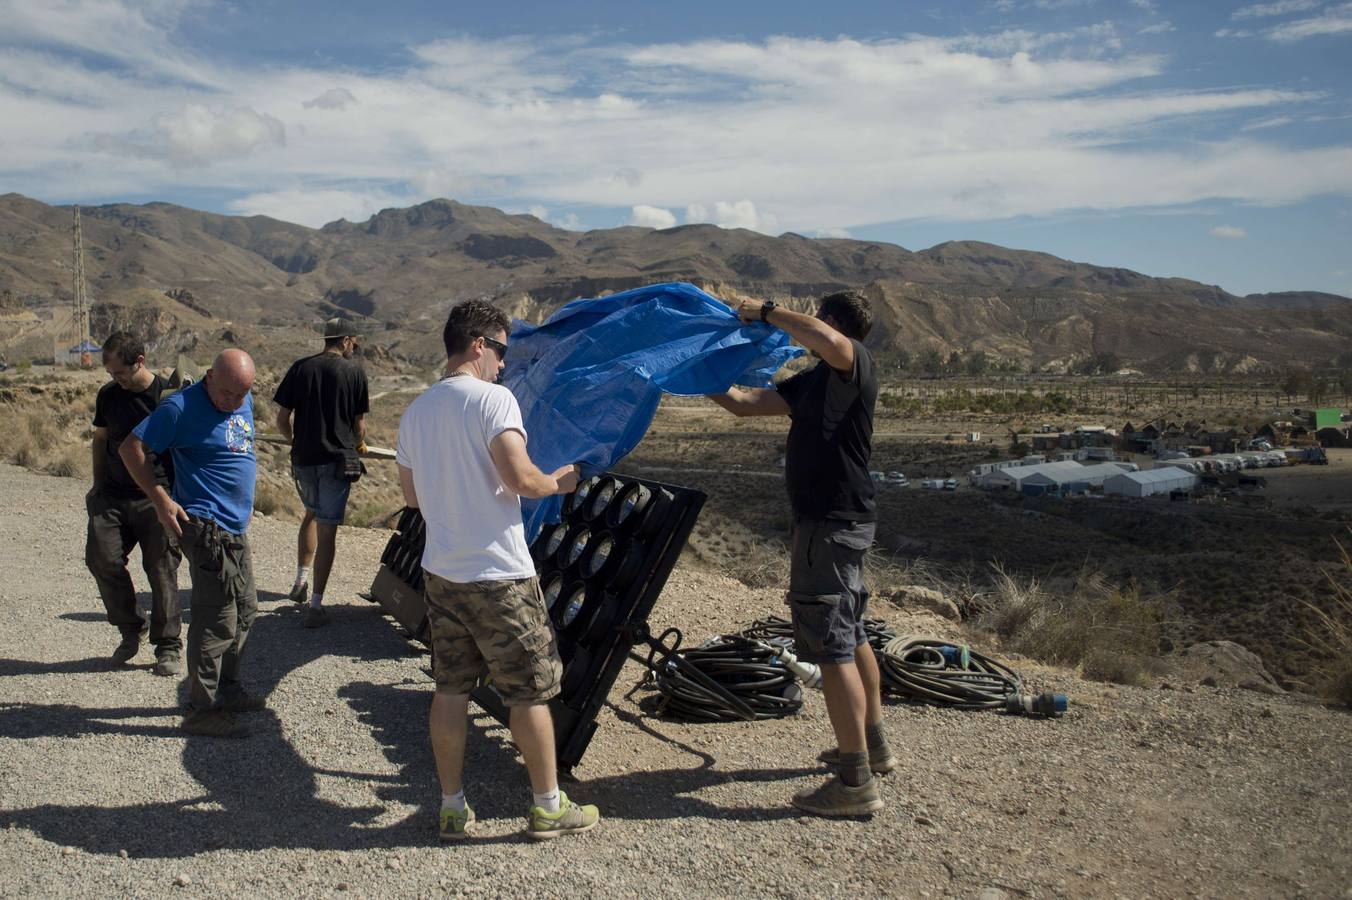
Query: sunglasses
482 336 508 361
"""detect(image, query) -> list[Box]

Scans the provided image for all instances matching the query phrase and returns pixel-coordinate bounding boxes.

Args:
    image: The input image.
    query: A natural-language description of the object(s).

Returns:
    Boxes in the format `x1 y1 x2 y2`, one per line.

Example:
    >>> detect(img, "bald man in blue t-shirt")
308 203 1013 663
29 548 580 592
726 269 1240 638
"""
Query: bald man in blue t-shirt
122 349 262 739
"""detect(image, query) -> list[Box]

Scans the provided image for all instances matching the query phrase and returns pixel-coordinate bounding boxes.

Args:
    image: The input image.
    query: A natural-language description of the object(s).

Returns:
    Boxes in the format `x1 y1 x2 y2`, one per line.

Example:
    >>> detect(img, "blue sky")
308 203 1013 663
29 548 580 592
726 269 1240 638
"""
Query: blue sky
2 0 1350 297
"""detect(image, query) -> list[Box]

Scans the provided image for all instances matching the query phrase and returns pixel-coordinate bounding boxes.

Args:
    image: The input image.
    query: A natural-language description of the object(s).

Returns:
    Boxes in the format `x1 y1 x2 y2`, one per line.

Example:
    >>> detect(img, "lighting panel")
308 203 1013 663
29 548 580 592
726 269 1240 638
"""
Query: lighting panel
366 472 706 773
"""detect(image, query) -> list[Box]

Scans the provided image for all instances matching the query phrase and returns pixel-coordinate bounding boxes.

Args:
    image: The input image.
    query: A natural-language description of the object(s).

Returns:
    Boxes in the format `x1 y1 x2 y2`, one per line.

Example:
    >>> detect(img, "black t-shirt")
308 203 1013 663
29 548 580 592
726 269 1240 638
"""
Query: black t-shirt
273 353 371 466
776 340 877 521
93 374 173 499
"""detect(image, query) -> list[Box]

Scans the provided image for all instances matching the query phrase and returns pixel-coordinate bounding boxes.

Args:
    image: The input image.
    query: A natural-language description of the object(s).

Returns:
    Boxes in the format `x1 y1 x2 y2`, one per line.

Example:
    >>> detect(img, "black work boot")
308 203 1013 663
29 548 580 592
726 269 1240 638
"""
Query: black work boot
111 628 148 666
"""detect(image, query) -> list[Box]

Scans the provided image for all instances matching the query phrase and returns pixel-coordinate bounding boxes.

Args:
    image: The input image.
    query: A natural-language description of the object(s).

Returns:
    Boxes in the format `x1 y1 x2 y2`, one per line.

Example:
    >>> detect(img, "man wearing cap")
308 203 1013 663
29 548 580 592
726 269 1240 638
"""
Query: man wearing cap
274 318 370 628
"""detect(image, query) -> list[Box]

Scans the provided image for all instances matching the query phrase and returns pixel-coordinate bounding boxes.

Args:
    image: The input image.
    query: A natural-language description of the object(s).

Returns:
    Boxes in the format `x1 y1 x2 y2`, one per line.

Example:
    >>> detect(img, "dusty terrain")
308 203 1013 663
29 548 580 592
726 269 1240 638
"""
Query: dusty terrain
1 464 1350 898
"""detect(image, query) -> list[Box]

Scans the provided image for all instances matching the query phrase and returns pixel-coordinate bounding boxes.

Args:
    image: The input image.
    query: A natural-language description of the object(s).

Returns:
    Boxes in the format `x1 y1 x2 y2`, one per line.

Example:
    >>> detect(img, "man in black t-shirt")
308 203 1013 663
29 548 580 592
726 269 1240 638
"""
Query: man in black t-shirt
708 290 893 818
86 332 182 674
274 318 370 629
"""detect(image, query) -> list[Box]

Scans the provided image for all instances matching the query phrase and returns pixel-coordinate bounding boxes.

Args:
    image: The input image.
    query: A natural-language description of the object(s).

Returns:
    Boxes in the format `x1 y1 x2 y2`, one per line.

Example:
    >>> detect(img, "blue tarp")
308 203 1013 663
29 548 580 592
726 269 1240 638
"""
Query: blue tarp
504 282 803 539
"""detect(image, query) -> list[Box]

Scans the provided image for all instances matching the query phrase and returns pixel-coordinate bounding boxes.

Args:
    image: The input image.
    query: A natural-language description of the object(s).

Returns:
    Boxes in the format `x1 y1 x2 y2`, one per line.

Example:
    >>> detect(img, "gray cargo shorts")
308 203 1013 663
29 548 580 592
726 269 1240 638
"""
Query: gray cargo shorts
786 516 876 664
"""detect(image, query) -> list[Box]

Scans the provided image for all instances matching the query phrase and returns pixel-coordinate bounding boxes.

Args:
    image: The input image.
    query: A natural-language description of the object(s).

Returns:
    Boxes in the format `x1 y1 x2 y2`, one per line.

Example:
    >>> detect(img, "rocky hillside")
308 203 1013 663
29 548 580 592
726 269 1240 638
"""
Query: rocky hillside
3 193 1350 372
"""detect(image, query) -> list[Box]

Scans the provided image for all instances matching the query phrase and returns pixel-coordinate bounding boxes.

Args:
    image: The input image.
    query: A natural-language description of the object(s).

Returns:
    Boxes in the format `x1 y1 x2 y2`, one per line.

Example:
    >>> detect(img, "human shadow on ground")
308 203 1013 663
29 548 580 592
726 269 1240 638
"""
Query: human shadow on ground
6 596 813 856
0 656 137 677
56 612 108 623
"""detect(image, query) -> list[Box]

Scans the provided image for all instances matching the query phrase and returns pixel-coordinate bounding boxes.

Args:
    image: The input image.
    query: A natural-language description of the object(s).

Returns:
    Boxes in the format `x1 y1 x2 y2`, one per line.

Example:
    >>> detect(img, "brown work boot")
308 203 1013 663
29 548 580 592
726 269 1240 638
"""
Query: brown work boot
817 745 898 774
791 775 884 817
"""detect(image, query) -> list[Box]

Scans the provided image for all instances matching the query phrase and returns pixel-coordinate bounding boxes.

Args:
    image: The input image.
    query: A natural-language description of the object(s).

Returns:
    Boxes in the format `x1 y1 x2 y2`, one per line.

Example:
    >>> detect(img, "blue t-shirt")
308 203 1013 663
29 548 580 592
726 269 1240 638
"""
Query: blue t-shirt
133 382 256 534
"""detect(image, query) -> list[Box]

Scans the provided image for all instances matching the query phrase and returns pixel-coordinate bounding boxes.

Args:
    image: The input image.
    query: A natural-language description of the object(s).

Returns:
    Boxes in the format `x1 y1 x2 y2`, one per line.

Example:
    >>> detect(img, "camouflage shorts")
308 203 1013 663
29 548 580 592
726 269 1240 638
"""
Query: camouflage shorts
423 573 563 706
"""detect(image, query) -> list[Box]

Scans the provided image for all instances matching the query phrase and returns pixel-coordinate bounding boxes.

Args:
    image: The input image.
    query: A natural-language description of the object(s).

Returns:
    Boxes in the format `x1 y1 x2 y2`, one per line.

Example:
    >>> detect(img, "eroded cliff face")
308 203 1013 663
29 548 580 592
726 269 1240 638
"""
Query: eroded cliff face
89 303 196 356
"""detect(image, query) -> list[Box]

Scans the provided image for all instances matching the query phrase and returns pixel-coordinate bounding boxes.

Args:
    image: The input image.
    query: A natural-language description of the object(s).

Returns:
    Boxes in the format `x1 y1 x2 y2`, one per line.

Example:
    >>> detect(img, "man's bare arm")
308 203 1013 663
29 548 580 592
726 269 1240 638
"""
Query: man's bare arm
398 464 419 508
489 430 579 499
735 300 855 377
119 435 188 538
707 388 791 417
89 427 108 497
274 405 294 444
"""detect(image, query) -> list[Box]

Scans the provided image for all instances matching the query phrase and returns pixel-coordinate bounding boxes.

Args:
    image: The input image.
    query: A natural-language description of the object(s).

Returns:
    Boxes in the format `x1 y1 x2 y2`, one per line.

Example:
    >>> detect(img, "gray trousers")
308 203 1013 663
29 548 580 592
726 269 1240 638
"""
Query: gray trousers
85 491 182 651
180 518 257 711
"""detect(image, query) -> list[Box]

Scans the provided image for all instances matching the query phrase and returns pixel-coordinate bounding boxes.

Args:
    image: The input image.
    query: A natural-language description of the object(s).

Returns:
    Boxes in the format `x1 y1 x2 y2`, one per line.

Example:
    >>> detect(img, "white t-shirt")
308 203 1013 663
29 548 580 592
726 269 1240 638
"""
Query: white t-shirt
395 375 536 582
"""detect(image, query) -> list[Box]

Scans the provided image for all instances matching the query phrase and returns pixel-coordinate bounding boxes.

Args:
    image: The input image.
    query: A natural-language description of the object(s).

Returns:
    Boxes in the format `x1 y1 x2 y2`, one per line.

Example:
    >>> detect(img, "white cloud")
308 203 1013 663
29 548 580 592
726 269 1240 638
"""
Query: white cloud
1128 0 1157 9
1214 28 1255 37
0 0 221 88
1139 21 1177 34
1241 115 1295 130
2 14 1349 234
628 205 677 228
686 201 780 233
93 103 285 166
1032 0 1097 8
527 205 549 221
817 227 853 238
1267 3 1352 40
1232 0 1320 19
228 187 405 227
1210 225 1248 238
303 88 357 110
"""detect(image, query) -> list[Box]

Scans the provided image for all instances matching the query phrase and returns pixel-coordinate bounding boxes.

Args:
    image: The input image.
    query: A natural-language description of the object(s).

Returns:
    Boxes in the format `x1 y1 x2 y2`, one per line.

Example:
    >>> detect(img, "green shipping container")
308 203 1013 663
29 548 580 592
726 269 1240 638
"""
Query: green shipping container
1313 408 1342 429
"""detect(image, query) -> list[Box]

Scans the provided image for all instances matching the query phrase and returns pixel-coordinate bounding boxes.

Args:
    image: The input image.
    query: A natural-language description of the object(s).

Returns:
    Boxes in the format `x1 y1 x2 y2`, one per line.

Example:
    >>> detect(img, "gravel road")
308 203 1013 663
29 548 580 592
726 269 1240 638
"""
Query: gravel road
1 463 1349 899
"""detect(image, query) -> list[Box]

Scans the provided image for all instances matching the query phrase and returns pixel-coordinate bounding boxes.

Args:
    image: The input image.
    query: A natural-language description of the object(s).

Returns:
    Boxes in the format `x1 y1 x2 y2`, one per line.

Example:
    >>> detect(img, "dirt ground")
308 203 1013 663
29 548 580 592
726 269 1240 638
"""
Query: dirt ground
1 463 1351 898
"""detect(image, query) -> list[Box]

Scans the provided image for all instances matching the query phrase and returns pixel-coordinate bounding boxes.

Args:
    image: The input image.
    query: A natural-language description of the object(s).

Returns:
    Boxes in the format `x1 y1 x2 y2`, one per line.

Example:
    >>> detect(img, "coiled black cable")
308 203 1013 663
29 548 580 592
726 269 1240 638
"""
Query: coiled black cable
651 635 804 722
877 635 1022 710
739 614 899 654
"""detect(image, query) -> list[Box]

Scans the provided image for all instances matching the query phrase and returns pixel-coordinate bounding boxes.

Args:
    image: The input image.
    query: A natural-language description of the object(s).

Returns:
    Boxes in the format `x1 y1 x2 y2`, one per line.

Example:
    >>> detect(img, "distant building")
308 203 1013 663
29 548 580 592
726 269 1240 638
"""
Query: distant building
1104 468 1198 498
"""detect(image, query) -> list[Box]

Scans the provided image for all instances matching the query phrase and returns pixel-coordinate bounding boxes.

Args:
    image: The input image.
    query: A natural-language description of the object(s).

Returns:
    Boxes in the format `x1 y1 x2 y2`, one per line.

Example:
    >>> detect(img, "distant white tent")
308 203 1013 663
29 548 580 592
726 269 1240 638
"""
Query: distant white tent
977 460 1085 491
1104 468 1198 498
1022 462 1130 493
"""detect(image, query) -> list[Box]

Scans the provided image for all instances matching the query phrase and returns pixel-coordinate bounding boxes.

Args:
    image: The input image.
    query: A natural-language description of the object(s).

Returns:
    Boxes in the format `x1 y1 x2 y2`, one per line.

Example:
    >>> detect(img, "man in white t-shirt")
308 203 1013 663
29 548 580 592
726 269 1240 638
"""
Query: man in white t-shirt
396 299 599 842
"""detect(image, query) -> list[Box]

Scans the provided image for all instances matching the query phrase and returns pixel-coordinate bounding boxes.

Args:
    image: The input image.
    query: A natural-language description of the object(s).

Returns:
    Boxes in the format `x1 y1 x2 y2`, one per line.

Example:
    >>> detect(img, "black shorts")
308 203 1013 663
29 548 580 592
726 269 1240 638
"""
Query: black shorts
786 516 876 664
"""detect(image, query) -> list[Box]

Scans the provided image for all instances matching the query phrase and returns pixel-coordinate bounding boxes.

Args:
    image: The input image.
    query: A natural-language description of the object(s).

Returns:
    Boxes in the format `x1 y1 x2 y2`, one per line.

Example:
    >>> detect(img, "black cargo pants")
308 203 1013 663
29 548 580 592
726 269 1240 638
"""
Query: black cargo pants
85 491 183 651
180 517 258 711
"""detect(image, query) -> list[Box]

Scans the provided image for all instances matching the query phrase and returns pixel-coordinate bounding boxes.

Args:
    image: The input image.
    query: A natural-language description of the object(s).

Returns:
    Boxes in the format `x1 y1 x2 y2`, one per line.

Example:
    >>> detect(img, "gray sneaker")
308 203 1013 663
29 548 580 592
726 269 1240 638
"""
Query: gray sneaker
791 775 884 817
817 745 898 774
111 628 148 665
526 791 599 840
288 582 309 605
302 605 329 628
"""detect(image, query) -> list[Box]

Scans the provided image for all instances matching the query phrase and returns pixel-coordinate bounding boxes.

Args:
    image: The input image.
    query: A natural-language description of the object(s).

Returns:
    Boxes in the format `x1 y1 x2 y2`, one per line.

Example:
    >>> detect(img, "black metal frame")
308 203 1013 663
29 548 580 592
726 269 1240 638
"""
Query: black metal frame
366 474 707 773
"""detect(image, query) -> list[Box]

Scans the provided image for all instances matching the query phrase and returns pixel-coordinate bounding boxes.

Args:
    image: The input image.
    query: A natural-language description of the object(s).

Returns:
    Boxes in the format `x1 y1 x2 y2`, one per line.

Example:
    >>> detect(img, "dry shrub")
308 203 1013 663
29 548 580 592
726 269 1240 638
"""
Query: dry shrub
346 498 402 529
1299 534 1352 707
6 432 38 469
23 410 58 448
867 549 978 611
974 565 1167 685
46 447 86 479
738 538 789 589
253 479 298 517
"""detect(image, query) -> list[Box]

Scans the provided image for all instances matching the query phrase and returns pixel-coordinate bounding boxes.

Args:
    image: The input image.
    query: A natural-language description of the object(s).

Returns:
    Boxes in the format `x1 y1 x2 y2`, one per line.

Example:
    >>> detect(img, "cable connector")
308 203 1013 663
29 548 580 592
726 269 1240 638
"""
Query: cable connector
1005 692 1068 718
767 643 822 689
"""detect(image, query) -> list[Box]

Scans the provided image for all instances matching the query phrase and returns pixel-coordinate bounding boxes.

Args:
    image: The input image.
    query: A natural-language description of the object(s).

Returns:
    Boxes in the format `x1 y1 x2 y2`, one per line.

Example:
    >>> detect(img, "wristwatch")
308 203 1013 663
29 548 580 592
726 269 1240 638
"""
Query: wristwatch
759 300 777 322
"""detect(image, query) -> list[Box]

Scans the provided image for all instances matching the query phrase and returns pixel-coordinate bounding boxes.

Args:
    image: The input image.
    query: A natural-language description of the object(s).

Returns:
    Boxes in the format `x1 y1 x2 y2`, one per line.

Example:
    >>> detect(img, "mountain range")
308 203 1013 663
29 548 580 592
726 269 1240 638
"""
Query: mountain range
2 192 1348 372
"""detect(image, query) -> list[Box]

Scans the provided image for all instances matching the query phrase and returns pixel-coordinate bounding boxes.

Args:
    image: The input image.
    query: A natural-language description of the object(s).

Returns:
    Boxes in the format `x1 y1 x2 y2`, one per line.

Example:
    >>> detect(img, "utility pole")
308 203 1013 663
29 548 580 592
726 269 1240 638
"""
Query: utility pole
72 205 92 366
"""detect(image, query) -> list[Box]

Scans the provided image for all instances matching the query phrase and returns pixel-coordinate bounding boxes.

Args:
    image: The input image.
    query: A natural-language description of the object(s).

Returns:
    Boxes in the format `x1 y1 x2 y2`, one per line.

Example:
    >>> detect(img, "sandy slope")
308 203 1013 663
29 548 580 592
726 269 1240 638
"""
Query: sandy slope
0 463 1348 899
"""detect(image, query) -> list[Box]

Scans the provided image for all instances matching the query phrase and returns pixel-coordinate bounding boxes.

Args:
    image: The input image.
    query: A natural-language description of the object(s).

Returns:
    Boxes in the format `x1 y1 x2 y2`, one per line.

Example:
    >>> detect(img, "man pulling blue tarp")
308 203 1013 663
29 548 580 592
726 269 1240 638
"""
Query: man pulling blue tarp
502 281 802 539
